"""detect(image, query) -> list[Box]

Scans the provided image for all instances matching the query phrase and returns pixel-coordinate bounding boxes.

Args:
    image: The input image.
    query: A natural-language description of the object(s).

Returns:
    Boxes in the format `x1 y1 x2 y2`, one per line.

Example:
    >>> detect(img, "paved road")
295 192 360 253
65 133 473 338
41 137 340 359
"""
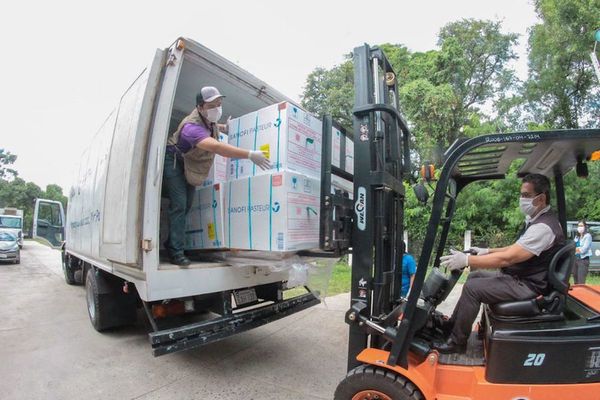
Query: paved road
0 241 460 400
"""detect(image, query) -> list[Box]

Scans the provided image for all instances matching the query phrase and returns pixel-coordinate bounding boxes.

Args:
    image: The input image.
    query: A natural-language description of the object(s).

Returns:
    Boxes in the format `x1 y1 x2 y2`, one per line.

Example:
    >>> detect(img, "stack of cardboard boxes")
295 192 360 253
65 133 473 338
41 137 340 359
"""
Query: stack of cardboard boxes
184 102 325 252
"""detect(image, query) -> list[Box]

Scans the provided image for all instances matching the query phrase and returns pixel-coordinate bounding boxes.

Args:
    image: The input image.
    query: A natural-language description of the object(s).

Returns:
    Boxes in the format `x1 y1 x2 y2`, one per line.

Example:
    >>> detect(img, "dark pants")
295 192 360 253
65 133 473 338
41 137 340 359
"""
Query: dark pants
449 270 537 344
574 257 590 284
163 151 195 257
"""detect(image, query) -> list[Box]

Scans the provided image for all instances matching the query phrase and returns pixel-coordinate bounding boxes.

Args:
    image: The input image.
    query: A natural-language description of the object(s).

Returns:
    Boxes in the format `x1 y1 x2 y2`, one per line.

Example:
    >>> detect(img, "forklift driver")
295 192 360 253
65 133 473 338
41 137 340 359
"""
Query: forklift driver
437 173 565 354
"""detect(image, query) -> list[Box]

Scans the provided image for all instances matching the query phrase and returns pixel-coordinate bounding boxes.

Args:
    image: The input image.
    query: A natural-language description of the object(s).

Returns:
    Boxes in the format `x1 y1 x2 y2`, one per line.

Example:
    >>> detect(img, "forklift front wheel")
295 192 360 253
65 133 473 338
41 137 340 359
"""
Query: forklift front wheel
334 365 423 400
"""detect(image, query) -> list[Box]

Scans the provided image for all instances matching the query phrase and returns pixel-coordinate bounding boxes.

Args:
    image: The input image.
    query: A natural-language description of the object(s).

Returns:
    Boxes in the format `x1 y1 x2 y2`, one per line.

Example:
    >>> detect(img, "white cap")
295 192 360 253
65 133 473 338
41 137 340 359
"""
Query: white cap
197 86 225 104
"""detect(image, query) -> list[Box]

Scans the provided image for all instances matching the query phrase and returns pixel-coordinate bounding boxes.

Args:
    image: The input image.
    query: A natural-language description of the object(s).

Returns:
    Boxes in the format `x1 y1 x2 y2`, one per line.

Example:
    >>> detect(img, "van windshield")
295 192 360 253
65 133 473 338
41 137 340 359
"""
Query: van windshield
0 216 21 229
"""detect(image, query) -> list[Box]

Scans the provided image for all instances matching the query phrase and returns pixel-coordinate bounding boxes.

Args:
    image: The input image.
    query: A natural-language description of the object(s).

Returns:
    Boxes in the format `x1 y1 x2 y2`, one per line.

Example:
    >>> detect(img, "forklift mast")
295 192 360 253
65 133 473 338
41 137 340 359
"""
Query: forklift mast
347 44 412 369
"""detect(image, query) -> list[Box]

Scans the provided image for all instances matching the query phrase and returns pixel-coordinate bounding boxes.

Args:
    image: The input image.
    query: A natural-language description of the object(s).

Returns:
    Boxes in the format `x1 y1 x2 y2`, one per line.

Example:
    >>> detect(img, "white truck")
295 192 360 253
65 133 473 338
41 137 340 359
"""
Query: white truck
0 207 24 248
32 37 351 356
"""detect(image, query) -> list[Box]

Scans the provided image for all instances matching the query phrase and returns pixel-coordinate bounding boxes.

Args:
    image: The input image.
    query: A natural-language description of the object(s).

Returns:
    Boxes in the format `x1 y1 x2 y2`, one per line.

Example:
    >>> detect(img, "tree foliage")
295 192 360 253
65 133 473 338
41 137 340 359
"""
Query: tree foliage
403 19 519 162
301 60 354 128
301 19 520 165
0 149 18 180
526 0 600 128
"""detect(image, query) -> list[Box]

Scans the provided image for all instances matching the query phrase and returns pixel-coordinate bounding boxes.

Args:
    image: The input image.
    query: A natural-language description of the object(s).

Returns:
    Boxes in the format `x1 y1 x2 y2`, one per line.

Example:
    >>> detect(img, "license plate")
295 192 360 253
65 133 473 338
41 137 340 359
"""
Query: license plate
233 288 258 306
0 254 7 259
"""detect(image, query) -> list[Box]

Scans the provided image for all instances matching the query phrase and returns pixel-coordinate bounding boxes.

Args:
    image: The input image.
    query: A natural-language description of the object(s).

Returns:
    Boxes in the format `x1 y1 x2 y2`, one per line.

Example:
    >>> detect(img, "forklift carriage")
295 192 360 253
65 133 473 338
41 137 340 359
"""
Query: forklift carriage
327 44 600 400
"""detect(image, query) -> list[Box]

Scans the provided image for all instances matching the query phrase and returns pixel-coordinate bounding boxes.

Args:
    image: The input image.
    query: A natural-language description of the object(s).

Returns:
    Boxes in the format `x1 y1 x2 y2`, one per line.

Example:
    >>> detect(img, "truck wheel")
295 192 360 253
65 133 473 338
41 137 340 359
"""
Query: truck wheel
62 252 76 285
334 365 424 400
85 268 137 331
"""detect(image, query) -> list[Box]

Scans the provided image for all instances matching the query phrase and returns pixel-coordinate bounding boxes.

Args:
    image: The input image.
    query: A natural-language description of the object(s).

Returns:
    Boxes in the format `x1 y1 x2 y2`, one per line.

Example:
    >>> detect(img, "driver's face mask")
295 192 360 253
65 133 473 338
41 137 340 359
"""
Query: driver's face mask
519 193 541 217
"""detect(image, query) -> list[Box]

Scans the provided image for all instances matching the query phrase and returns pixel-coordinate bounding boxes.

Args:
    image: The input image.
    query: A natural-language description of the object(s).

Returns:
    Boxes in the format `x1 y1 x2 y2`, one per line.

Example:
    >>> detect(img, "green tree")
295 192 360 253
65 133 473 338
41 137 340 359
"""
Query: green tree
0 178 43 232
301 60 354 128
0 149 18 180
301 19 520 165
403 19 519 162
44 184 68 210
526 0 600 128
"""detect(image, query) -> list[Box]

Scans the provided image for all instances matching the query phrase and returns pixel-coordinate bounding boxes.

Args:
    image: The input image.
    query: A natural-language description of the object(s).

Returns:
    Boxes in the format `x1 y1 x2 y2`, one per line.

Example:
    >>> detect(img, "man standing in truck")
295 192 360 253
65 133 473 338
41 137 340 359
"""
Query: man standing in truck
163 86 270 266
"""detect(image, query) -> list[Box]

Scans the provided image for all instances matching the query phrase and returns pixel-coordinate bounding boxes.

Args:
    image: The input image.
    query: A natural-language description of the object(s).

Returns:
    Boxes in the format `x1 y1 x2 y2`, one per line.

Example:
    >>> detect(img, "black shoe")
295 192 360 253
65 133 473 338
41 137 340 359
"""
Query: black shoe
171 254 191 266
434 314 454 336
434 338 467 354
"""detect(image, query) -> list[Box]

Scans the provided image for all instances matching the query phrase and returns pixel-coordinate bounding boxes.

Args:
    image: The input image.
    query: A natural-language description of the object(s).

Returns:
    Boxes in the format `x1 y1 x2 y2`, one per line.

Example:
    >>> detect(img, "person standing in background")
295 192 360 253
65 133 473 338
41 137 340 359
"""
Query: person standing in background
401 247 417 297
573 220 592 284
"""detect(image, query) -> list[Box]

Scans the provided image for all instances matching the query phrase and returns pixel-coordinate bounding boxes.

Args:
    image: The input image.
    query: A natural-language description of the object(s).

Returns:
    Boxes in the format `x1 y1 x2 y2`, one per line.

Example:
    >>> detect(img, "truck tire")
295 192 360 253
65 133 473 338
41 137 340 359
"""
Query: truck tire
85 268 137 331
334 365 424 400
62 252 76 285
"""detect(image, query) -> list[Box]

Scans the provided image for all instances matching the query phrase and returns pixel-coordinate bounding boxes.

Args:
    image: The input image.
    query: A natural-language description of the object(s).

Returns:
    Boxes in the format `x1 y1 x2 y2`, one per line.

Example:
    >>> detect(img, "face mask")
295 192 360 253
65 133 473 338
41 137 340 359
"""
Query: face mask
205 106 222 123
519 194 539 217
577 226 585 234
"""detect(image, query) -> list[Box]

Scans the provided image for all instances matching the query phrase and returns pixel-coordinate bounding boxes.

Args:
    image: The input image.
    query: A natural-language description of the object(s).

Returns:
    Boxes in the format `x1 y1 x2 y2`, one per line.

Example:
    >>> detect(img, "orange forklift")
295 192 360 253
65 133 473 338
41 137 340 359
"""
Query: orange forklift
321 44 600 399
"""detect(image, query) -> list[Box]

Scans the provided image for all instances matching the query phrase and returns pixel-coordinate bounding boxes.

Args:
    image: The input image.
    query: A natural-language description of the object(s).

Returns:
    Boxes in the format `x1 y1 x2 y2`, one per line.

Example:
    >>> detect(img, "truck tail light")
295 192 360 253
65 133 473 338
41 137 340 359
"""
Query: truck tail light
152 301 186 319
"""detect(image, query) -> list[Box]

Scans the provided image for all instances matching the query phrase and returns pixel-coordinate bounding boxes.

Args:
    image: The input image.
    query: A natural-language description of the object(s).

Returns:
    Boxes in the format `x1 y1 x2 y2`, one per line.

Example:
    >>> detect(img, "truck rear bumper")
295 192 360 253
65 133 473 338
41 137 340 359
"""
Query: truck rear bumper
149 292 320 356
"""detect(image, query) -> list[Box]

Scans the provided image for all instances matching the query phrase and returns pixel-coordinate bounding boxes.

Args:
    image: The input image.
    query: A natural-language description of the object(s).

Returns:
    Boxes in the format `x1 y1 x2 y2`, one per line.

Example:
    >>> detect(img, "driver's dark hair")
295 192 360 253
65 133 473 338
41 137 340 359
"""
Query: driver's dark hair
522 173 551 204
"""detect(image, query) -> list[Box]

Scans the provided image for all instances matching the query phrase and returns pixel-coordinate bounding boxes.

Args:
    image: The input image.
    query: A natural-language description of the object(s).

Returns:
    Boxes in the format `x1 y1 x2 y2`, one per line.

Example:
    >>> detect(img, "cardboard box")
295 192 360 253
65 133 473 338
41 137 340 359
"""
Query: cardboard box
184 184 227 249
224 171 320 252
331 125 354 175
227 102 322 180
345 136 354 174
201 133 228 187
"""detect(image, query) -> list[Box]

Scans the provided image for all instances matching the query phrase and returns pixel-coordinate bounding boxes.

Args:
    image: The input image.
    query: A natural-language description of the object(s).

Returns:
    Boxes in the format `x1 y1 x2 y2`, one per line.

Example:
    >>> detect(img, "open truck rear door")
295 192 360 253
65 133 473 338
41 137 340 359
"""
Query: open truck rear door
99 49 166 266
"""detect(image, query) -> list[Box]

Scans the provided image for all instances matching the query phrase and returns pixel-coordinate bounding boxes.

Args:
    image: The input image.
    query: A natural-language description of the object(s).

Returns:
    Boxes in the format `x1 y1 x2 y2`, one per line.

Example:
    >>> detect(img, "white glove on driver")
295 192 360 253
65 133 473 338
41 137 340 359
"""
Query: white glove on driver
469 246 489 255
248 150 271 170
440 249 468 271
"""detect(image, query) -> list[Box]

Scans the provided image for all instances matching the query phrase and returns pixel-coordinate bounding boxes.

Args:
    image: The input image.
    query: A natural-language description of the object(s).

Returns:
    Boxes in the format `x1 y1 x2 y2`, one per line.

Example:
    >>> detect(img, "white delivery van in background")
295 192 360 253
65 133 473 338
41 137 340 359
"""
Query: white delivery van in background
0 207 24 248
31 38 340 356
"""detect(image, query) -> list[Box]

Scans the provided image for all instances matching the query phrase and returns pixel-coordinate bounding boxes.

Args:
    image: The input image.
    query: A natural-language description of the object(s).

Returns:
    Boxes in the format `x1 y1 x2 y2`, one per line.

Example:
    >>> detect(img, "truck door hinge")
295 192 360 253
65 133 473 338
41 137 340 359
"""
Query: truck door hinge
166 53 178 66
142 239 153 252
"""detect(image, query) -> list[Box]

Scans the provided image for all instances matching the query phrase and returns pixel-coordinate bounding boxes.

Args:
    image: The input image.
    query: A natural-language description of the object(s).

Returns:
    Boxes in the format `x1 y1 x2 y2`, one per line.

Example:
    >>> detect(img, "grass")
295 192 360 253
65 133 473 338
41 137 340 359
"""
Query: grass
327 262 352 295
283 262 351 299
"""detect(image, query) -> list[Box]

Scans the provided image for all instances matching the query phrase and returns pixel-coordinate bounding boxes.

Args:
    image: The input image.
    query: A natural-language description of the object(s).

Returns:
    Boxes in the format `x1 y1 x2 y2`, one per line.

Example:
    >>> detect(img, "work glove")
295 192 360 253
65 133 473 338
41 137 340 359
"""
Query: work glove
248 150 271 170
440 249 468 271
469 246 489 255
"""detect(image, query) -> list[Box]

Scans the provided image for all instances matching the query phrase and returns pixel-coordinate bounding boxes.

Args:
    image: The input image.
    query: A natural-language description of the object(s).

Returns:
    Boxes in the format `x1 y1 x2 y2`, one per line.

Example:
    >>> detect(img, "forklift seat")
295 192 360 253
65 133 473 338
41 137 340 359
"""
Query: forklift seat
488 242 576 322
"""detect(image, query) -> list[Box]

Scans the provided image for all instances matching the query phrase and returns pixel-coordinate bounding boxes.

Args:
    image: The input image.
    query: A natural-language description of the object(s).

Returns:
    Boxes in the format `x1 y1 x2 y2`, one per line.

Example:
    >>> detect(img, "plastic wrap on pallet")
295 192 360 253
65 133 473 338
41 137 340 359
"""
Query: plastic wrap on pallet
220 251 338 299
288 258 338 299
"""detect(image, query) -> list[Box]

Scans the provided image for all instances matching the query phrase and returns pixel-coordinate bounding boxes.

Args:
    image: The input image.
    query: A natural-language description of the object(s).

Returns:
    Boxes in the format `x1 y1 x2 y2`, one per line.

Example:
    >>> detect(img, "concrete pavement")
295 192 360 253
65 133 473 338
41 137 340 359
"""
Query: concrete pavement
0 241 460 400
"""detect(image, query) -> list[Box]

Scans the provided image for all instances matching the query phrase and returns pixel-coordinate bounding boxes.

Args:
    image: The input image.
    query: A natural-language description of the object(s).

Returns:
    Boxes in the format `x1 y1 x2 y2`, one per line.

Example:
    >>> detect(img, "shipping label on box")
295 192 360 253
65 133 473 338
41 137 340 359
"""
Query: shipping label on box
224 171 320 252
202 133 228 187
184 184 226 249
228 102 322 180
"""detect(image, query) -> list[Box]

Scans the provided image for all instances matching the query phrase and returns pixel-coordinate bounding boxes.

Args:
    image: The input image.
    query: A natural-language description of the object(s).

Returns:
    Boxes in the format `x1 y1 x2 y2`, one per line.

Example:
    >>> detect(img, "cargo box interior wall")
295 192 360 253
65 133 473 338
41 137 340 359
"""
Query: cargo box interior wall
157 41 294 267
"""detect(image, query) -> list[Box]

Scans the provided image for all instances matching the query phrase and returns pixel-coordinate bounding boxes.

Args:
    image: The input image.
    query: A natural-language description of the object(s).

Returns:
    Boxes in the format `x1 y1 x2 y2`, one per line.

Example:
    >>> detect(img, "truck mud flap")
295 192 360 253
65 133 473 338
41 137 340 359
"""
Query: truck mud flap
149 292 320 356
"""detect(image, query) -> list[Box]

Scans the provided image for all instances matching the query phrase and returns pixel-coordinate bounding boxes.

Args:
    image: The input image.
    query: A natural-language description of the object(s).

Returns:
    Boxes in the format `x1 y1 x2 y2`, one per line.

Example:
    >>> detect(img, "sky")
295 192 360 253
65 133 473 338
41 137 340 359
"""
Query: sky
0 0 538 193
